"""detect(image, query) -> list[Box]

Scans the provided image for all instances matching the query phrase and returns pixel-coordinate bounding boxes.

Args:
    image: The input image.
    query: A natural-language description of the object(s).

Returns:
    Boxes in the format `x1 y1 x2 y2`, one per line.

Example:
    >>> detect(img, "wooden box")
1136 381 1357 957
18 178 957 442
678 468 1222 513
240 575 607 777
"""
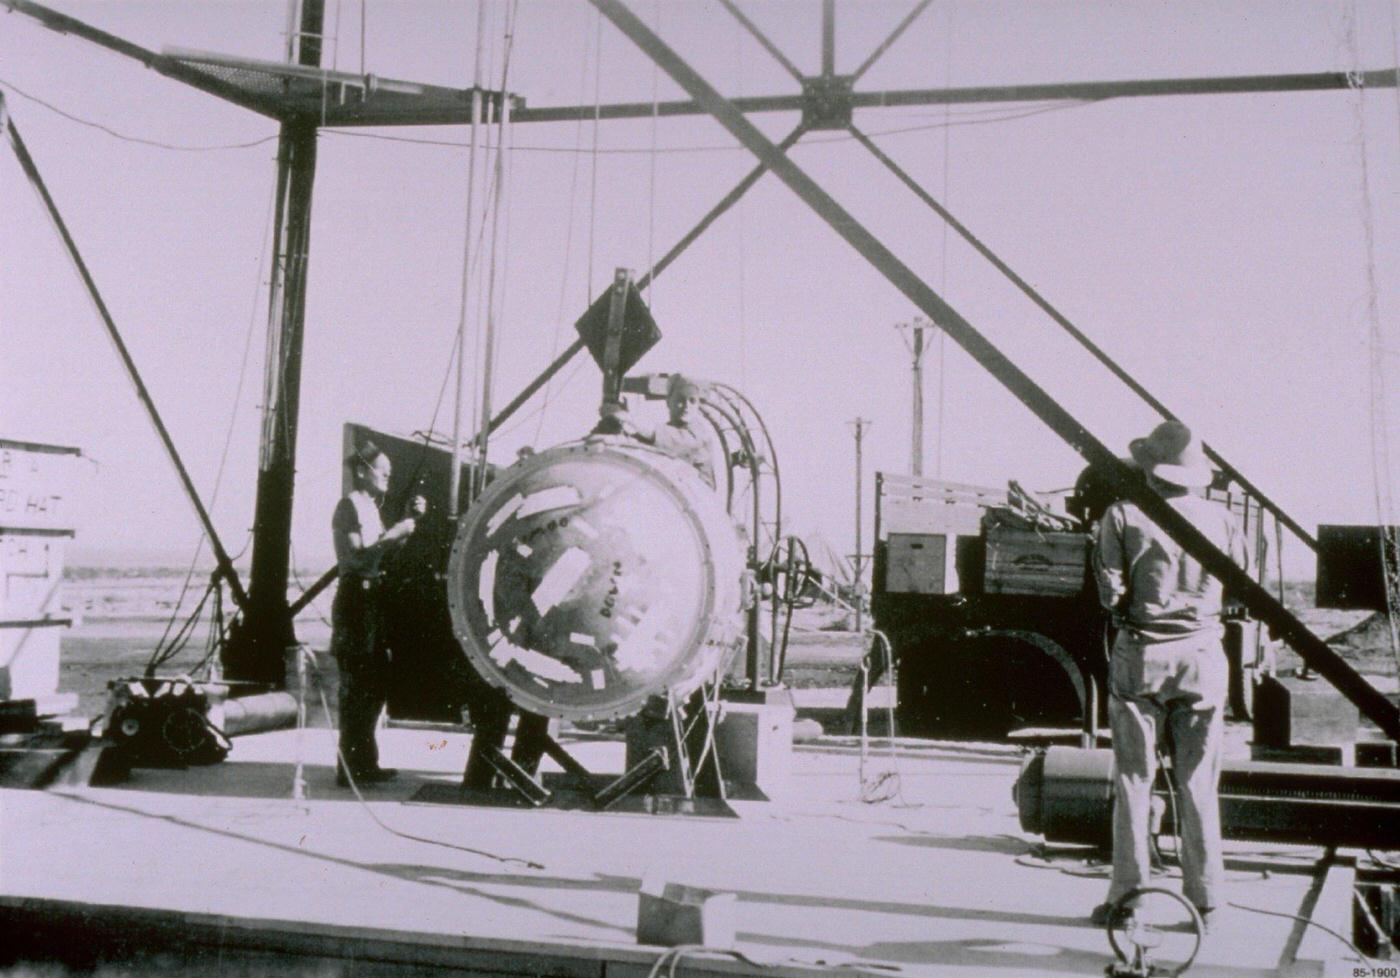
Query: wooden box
886 533 954 594
636 878 736 948
983 526 1088 597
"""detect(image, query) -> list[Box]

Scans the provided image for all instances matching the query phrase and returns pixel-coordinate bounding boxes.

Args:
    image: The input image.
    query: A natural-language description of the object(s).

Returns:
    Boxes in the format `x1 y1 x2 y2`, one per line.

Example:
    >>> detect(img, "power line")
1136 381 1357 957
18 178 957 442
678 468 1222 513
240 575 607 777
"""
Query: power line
0 77 277 151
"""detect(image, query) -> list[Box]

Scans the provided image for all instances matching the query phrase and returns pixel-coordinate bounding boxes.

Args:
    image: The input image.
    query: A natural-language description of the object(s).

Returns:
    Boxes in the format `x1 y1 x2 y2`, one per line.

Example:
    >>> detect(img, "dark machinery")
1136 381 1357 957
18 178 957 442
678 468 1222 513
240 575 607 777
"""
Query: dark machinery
871 473 1272 741
1016 746 1400 851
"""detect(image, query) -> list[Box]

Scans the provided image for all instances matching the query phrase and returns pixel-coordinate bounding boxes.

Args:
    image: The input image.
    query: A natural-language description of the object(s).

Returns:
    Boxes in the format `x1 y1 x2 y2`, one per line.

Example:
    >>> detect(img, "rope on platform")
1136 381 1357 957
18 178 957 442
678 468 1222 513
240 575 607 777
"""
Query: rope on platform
1227 900 1372 963
799 576 908 807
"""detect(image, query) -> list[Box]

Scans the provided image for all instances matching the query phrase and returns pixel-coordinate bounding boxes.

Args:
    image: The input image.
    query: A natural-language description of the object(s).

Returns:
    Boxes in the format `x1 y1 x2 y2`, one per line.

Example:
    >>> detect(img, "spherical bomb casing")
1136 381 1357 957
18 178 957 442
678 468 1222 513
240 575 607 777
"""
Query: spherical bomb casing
446 438 749 721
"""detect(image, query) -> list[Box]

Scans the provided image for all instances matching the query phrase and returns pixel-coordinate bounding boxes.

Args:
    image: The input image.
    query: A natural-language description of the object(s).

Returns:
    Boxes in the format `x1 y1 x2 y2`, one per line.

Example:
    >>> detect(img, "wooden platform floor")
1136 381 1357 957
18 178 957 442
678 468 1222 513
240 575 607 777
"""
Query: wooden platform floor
0 727 1358 977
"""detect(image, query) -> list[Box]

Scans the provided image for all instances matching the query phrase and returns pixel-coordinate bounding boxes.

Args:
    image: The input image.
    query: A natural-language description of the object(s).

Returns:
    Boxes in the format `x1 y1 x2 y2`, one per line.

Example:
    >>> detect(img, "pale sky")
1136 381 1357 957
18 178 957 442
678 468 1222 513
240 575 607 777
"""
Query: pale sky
3 0 1398 580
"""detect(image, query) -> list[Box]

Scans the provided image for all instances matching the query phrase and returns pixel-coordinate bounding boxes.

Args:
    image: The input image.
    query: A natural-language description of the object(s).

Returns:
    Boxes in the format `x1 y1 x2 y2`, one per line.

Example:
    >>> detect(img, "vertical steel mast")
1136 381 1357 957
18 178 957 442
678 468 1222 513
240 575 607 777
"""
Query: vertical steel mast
223 0 325 687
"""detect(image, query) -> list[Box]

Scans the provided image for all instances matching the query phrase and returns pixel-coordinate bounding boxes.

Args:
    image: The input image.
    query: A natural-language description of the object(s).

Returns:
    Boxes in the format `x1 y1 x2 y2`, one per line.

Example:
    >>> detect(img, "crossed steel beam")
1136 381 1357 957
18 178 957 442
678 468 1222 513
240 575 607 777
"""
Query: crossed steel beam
584 0 1400 740
8 0 1397 734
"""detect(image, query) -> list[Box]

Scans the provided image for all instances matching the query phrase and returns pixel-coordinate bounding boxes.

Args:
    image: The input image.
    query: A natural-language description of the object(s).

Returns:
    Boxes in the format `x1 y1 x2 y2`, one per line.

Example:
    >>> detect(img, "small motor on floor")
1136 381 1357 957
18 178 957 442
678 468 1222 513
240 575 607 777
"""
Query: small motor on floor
100 677 230 768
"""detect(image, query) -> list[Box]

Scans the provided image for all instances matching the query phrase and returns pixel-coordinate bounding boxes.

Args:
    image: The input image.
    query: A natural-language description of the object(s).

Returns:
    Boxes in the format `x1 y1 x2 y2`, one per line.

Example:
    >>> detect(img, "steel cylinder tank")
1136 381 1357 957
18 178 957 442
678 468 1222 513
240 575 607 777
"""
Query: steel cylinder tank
446 437 749 721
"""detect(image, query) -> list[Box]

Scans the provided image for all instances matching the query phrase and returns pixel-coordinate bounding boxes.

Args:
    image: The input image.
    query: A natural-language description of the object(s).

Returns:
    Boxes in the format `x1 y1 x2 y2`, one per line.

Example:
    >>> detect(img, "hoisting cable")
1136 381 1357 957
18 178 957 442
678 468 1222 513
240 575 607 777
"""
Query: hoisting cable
532 20 593 445
733 16 749 391
448 0 491 520
473 0 519 499
2 108 249 609
458 122 809 459
1349 0 1400 674
154 172 276 666
1348 0 1400 672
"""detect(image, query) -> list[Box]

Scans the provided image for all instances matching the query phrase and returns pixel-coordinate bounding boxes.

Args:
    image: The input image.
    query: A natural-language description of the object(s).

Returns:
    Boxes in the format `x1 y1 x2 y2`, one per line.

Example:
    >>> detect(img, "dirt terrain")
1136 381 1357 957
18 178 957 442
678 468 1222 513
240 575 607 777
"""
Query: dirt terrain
54 572 1395 722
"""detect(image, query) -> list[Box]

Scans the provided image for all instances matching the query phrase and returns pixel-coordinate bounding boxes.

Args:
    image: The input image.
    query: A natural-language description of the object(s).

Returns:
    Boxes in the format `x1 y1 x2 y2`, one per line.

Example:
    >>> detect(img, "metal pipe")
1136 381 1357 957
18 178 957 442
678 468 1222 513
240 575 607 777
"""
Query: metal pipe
512 68 1400 124
849 0 935 84
588 0 1400 740
701 395 764 683
1018 747 1400 850
820 0 834 77
849 417 870 633
3 113 249 611
716 0 804 84
849 123 1319 552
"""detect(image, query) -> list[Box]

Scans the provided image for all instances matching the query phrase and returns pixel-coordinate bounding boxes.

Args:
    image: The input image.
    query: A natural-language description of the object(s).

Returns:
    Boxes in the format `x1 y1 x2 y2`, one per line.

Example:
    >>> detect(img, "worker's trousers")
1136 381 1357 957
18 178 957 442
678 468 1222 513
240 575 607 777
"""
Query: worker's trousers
1106 630 1227 912
332 578 389 776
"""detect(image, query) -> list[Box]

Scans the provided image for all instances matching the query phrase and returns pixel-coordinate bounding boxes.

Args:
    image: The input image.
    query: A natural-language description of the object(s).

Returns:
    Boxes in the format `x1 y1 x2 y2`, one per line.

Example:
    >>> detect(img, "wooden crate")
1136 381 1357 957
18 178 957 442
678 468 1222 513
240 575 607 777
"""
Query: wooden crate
983 526 1088 597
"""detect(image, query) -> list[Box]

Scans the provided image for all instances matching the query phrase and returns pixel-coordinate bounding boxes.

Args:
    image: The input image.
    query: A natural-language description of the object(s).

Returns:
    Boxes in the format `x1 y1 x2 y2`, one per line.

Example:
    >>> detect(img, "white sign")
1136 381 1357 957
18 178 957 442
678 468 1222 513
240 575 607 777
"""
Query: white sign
0 441 80 533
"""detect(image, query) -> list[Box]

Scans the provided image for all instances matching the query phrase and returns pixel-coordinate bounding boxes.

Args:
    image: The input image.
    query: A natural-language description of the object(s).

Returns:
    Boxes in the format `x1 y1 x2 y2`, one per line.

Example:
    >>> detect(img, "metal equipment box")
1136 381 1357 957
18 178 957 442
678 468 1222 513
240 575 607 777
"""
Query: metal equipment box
983 526 1089 597
1253 673 1360 751
885 533 951 594
1315 524 1398 610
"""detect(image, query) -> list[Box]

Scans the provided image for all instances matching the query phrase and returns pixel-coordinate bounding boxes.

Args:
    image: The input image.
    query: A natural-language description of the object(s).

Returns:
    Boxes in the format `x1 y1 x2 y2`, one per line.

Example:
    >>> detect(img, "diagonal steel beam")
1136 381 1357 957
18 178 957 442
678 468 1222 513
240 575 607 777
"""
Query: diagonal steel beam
846 122 1319 554
716 0 805 84
13 0 1392 126
3 0 285 118
589 0 1400 740
289 124 805 614
850 0 936 84
5 109 250 610
466 123 805 448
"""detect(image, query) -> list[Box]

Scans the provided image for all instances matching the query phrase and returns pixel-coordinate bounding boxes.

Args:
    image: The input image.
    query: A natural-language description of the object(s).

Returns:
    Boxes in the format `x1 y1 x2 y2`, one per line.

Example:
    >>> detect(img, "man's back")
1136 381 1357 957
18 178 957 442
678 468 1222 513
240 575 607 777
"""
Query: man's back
1094 493 1244 642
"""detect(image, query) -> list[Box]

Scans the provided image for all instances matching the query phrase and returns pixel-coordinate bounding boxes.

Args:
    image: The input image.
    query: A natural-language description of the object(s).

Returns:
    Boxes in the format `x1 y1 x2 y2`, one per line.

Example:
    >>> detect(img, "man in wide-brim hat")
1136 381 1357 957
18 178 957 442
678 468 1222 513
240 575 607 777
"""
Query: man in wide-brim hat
1090 420 1248 933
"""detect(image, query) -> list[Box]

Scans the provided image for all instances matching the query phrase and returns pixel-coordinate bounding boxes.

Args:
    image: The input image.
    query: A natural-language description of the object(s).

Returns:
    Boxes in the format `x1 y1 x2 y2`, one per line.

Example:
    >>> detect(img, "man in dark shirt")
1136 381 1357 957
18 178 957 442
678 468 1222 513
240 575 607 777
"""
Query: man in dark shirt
598 373 716 489
331 442 423 786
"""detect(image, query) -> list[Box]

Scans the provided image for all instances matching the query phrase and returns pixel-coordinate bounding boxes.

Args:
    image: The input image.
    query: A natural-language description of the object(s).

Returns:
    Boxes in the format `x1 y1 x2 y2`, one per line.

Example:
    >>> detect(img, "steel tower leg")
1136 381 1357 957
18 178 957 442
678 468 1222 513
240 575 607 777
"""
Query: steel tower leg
223 0 325 688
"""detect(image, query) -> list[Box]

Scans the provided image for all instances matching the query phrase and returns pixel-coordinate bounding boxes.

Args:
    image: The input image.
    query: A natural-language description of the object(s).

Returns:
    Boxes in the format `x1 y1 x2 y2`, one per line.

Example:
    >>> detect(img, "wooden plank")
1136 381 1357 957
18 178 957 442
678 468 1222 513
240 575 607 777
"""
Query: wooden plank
880 499 985 536
880 486 1003 508
878 472 1000 497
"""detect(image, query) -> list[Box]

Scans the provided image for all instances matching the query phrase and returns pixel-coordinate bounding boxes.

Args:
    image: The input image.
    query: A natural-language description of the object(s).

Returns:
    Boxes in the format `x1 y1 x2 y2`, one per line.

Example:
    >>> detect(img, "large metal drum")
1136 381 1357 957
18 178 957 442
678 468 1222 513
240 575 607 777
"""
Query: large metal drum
446 437 749 720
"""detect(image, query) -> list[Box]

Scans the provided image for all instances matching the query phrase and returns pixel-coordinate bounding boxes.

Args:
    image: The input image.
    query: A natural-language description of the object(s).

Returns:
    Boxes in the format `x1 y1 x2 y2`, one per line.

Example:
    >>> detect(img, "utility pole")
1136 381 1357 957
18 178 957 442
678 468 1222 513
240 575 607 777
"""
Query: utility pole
848 417 871 632
896 317 936 477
